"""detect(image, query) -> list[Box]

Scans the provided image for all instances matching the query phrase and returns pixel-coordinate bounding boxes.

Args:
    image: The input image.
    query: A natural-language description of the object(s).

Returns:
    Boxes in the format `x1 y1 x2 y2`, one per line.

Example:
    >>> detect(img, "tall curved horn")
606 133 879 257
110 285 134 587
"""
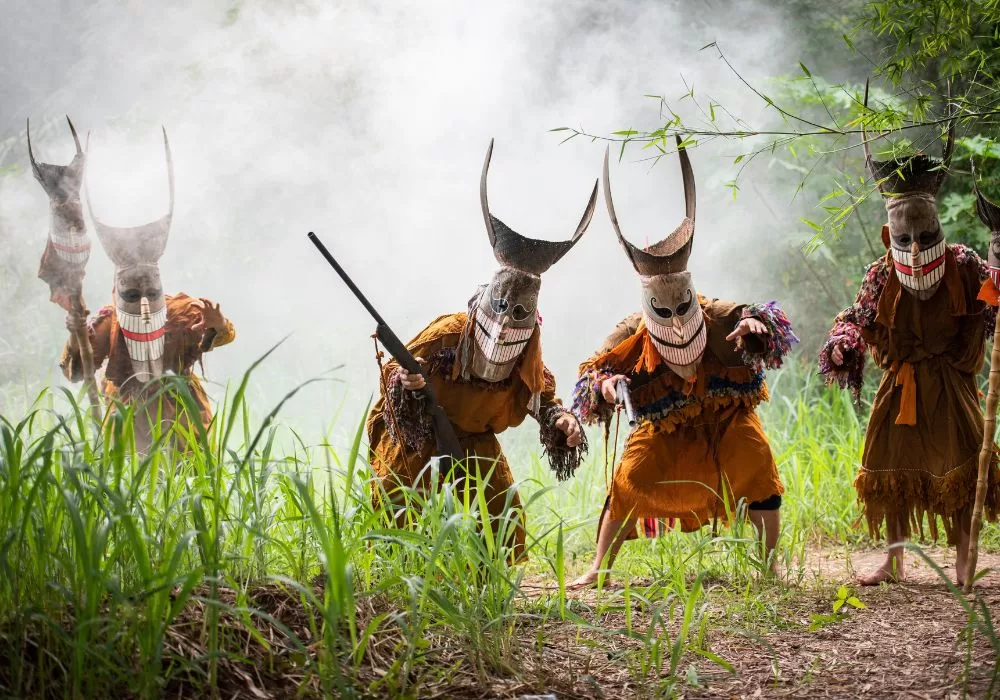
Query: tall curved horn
551 178 598 267
84 131 103 228
26 118 41 179
602 146 638 270
66 116 83 156
676 134 695 222
939 80 956 188
861 79 874 174
572 178 598 243
480 138 496 247
162 127 175 224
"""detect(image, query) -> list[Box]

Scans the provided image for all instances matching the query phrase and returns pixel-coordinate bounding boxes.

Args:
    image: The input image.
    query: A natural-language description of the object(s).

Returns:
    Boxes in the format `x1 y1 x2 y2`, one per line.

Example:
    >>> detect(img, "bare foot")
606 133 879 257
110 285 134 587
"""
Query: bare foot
567 570 606 590
856 559 904 586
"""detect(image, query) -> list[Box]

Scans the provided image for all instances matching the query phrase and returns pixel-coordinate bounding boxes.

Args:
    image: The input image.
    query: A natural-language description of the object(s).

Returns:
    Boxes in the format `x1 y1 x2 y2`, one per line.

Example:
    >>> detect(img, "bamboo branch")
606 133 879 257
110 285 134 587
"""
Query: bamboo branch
964 312 1000 592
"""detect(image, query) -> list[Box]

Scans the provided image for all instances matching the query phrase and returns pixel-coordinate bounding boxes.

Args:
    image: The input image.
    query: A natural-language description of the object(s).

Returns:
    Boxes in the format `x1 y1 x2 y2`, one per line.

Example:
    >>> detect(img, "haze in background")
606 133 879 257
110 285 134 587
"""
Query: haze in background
0 0 805 447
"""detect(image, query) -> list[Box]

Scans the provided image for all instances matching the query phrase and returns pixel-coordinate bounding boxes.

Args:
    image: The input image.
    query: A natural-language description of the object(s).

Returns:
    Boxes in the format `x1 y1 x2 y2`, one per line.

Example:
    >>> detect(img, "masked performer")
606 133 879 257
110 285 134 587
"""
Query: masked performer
30 117 91 309
60 129 235 447
367 140 594 558
570 141 796 587
820 127 1000 585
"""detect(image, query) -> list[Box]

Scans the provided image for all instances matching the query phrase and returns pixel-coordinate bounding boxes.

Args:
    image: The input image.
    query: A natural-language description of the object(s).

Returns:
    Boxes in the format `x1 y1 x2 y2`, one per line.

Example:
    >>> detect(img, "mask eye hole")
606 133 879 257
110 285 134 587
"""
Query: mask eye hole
897 234 912 246
649 296 672 318
675 289 693 316
918 230 938 246
491 297 510 314
119 289 141 303
511 304 532 322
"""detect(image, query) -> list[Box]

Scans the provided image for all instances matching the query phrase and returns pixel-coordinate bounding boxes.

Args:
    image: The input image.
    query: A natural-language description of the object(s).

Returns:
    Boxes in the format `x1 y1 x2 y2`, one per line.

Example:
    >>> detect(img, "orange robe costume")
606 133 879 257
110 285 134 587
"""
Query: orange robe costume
367 312 578 555
60 293 236 432
574 298 789 534
821 244 1000 542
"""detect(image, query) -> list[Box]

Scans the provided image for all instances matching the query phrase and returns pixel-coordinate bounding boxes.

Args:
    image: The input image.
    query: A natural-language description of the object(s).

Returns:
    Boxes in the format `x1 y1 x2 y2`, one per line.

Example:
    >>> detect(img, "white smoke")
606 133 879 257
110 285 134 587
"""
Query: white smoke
1 0 804 442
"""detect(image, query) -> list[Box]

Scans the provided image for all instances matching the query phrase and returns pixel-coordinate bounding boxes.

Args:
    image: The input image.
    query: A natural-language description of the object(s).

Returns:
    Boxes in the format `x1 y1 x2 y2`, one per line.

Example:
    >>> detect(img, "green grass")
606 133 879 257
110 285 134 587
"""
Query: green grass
0 357 997 698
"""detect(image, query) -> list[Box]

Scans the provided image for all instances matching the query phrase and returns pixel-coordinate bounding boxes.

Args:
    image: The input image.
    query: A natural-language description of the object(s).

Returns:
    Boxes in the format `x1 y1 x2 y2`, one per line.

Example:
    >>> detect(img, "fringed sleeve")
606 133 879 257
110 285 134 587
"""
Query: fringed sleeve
534 368 588 481
377 316 463 451
818 258 889 399
60 306 112 382
733 301 798 372
959 243 1000 336
383 367 435 450
571 313 642 428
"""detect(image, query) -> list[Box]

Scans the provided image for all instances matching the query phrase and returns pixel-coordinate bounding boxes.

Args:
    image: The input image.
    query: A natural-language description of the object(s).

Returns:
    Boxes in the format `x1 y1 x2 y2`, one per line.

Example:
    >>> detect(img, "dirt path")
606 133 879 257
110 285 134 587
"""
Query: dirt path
506 548 1000 699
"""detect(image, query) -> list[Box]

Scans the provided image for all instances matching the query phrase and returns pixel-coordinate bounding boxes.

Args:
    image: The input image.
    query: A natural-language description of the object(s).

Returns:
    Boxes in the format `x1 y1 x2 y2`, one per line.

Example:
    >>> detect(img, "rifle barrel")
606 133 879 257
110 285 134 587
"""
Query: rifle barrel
307 232 387 326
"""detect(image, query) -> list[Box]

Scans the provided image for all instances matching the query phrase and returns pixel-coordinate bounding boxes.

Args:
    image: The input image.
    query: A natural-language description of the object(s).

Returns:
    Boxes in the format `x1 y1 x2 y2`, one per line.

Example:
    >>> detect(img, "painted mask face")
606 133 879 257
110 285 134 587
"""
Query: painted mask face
885 195 946 299
470 267 539 382
114 264 166 383
640 272 706 377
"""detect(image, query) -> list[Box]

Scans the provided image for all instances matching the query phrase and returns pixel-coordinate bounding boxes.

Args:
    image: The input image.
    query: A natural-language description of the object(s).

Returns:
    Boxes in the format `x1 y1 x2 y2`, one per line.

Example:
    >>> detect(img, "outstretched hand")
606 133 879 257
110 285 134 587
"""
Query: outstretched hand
726 317 768 342
192 299 226 333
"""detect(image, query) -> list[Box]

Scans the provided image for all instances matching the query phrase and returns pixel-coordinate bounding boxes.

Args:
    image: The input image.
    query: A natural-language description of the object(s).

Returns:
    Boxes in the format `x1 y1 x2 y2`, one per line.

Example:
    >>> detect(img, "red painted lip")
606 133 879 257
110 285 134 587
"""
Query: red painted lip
52 241 90 253
893 255 945 276
121 326 166 342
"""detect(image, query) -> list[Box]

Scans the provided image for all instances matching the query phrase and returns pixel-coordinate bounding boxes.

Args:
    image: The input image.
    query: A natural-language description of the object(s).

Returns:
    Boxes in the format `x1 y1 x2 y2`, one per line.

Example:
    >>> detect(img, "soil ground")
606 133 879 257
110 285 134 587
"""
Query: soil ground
5 548 997 699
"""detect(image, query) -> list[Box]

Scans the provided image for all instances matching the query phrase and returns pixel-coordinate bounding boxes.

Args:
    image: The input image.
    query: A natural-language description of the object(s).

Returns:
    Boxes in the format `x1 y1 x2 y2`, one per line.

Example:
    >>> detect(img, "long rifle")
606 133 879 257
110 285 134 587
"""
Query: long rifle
307 232 464 464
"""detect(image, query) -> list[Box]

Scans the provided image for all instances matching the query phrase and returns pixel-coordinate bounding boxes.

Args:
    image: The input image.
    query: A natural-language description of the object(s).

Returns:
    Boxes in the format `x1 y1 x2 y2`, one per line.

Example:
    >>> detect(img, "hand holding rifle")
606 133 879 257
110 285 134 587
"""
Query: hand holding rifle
399 358 427 390
600 374 636 427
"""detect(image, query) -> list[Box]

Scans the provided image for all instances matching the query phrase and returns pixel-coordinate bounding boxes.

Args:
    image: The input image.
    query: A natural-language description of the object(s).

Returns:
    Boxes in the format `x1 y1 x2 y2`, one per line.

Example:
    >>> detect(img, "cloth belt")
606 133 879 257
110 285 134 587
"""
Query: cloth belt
891 360 917 426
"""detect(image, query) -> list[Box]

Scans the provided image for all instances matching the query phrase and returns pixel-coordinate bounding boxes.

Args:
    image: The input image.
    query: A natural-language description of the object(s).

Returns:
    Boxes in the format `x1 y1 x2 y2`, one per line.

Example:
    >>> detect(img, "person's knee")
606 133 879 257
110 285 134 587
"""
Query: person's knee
748 494 782 511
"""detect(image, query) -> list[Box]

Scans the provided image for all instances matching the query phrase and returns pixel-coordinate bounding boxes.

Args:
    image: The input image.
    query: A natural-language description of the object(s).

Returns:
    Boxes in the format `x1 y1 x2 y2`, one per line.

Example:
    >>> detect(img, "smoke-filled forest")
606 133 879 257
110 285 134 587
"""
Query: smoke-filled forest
2 1 1000 698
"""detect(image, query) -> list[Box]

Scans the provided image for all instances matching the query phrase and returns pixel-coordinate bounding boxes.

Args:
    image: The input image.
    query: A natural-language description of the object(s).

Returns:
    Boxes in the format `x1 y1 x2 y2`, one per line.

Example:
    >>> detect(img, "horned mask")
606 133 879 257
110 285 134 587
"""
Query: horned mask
465 139 598 383
29 117 90 267
864 86 955 300
88 128 174 384
605 137 704 379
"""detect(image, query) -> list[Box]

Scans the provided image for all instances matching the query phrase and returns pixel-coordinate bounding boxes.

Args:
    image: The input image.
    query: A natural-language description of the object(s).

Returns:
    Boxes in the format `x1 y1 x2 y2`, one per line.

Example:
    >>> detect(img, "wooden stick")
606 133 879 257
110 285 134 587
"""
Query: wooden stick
965 310 1000 592
70 291 102 425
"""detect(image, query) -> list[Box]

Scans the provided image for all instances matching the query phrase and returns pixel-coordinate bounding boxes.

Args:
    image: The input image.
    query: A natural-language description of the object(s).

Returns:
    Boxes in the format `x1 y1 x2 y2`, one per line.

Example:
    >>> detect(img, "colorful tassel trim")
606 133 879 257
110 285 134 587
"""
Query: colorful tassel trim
572 368 615 426
735 301 798 372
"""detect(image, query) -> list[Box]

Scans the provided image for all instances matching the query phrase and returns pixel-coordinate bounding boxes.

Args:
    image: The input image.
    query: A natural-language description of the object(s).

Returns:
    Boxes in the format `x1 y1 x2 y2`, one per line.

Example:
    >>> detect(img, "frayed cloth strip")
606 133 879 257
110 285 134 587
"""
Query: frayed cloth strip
818 321 867 401
735 301 798 372
538 405 588 481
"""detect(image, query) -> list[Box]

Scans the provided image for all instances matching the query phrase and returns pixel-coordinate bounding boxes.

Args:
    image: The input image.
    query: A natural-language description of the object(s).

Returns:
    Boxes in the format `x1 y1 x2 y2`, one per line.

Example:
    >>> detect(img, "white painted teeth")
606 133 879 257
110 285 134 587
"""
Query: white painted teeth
646 312 707 367
117 306 167 362
50 233 91 264
892 241 946 291
474 316 532 367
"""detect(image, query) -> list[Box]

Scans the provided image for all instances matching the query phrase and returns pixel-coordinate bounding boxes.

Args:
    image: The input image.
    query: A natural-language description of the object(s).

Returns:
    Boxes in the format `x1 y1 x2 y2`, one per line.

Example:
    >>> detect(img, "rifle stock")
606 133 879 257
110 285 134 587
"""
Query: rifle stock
307 232 464 462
